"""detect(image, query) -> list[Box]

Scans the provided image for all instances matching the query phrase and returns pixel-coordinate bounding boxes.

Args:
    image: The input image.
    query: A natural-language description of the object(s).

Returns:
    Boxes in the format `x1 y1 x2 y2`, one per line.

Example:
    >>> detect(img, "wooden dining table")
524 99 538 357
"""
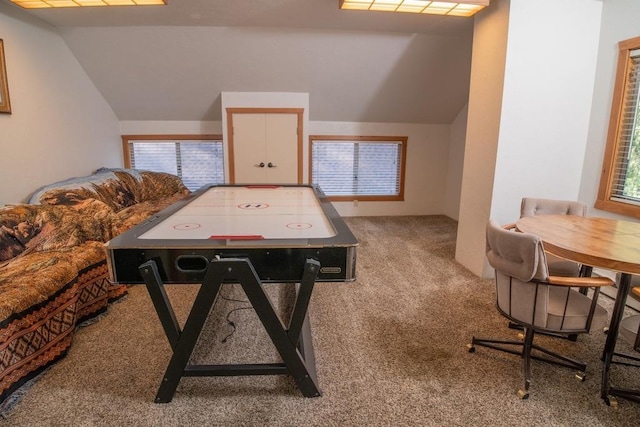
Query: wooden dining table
516 214 640 406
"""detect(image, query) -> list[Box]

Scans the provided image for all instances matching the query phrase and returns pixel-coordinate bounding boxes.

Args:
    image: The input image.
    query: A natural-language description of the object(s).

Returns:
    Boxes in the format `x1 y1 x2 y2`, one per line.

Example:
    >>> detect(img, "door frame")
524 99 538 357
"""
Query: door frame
226 107 304 184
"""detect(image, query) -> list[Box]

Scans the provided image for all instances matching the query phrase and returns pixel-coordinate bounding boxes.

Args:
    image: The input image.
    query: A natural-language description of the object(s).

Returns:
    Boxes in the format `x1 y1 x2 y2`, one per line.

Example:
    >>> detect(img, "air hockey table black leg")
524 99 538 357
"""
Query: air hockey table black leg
227 258 322 398
138 257 322 403
140 259 226 403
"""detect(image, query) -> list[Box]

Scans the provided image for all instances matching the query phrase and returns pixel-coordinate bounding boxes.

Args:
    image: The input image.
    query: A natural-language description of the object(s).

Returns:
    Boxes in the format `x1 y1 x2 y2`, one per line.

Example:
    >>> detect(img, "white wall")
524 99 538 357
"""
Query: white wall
455 0 510 277
444 104 468 220
309 121 450 217
491 0 602 224
456 0 603 277
580 0 640 221
121 119 450 217
120 121 222 136
0 4 121 204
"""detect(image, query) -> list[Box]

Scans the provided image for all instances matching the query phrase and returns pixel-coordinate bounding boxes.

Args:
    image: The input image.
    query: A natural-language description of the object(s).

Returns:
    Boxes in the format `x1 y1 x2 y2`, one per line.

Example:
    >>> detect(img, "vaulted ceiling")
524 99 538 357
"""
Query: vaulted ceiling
7 0 476 124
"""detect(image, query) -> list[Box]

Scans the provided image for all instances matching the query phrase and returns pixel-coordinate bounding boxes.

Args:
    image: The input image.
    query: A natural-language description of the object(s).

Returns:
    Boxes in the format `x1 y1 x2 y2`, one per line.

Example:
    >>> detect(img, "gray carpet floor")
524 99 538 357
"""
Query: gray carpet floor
2 215 639 426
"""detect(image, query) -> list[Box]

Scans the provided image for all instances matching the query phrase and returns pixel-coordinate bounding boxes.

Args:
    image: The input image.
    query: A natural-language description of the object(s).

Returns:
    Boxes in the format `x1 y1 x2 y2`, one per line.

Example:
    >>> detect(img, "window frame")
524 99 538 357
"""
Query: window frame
596 36 640 218
308 135 407 202
121 134 224 190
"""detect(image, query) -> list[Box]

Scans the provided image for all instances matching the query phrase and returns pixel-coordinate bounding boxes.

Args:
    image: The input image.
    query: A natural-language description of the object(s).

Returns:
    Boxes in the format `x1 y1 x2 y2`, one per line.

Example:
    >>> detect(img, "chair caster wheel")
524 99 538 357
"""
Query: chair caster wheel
516 389 529 400
466 343 475 353
605 395 618 408
575 372 586 382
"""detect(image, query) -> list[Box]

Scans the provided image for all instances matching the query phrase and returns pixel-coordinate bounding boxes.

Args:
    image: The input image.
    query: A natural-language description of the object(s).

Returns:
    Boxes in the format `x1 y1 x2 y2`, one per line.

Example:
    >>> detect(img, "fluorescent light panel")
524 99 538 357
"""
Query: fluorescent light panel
11 0 165 8
339 0 489 17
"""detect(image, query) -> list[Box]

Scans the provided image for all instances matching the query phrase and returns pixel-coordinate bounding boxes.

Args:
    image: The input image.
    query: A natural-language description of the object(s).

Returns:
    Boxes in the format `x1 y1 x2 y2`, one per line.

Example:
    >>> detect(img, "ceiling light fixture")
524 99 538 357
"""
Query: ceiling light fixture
10 0 166 9
339 0 488 17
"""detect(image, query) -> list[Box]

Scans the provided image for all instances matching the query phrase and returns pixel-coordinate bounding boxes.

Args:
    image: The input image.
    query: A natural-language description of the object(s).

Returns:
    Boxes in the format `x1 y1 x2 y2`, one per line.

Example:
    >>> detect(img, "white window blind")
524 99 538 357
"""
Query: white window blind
611 48 640 204
310 137 406 200
127 139 224 191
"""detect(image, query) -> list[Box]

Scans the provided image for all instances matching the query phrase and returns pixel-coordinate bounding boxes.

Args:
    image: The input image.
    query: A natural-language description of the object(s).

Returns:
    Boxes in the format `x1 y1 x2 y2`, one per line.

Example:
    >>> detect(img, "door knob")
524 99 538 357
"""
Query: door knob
267 162 276 168
255 162 265 168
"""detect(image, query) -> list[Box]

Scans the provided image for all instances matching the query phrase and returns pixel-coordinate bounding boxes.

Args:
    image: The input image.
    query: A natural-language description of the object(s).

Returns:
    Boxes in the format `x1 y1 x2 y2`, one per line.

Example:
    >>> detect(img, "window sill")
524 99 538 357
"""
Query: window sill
594 199 640 219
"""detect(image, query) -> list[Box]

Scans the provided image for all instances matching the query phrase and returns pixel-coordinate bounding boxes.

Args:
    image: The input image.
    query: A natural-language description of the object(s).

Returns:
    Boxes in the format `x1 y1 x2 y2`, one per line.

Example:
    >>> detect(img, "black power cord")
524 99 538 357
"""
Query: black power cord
218 287 252 343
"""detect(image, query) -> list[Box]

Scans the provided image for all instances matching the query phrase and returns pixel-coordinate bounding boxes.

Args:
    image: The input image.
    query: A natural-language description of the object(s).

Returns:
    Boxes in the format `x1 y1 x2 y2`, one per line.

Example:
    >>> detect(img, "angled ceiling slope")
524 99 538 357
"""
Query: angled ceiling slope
6 0 477 123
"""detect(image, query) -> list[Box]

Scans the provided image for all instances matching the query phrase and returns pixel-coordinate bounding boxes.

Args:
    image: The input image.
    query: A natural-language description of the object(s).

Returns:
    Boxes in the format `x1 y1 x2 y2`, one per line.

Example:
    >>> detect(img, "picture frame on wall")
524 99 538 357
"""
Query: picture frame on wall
0 39 11 114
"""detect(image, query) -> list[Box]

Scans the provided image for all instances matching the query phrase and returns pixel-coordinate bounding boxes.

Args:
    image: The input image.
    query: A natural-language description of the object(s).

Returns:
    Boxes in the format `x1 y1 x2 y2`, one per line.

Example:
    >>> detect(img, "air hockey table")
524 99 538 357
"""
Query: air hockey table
105 184 358 403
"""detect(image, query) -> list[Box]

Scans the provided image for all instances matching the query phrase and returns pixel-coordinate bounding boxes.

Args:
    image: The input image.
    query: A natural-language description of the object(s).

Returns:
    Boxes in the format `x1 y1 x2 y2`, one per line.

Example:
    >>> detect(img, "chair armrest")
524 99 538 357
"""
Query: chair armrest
547 275 615 287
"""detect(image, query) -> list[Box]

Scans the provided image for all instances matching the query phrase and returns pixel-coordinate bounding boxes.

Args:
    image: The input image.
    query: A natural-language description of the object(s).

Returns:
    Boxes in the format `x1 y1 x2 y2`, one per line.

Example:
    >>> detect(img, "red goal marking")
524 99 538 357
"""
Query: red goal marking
238 203 270 209
173 223 201 230
287 223 313 230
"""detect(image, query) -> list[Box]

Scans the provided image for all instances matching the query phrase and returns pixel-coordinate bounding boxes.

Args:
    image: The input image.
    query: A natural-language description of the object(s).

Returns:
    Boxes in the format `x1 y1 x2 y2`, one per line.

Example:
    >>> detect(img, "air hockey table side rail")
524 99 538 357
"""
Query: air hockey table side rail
105 184 358 284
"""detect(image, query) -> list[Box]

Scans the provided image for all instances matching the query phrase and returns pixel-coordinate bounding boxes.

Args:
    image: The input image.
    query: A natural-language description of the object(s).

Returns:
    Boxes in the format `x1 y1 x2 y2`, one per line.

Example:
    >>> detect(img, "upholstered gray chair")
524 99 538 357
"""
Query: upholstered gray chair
608 287 640 404
511 198 591 340
519 197 587 217
520 197 588 277
468 220 613 399
620 297 640 353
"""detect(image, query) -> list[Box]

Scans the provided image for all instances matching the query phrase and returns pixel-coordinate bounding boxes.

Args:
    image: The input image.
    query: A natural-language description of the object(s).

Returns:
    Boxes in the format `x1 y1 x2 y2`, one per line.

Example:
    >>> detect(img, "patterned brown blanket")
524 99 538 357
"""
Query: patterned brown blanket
0 168 190 404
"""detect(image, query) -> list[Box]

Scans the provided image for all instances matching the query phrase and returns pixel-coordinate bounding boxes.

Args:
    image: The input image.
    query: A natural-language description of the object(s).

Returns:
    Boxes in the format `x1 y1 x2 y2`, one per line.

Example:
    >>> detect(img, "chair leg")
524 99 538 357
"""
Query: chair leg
508 322 578 342
607 351 640 404
468 329 588 399
577 265 592 296
612 351 640 368
518 327 534 400
579 265 593 278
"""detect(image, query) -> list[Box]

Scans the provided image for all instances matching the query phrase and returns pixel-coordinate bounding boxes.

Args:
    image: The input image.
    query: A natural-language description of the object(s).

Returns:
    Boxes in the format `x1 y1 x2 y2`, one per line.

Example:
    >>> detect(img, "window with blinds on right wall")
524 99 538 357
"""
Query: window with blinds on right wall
309 135 407 202
597 36 640 217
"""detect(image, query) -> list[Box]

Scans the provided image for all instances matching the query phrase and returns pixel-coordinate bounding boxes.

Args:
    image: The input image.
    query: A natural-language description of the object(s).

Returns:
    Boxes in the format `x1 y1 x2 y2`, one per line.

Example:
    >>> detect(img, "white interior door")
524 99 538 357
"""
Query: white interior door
232 114 268 184
264 113 298 184
230 112 300 184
